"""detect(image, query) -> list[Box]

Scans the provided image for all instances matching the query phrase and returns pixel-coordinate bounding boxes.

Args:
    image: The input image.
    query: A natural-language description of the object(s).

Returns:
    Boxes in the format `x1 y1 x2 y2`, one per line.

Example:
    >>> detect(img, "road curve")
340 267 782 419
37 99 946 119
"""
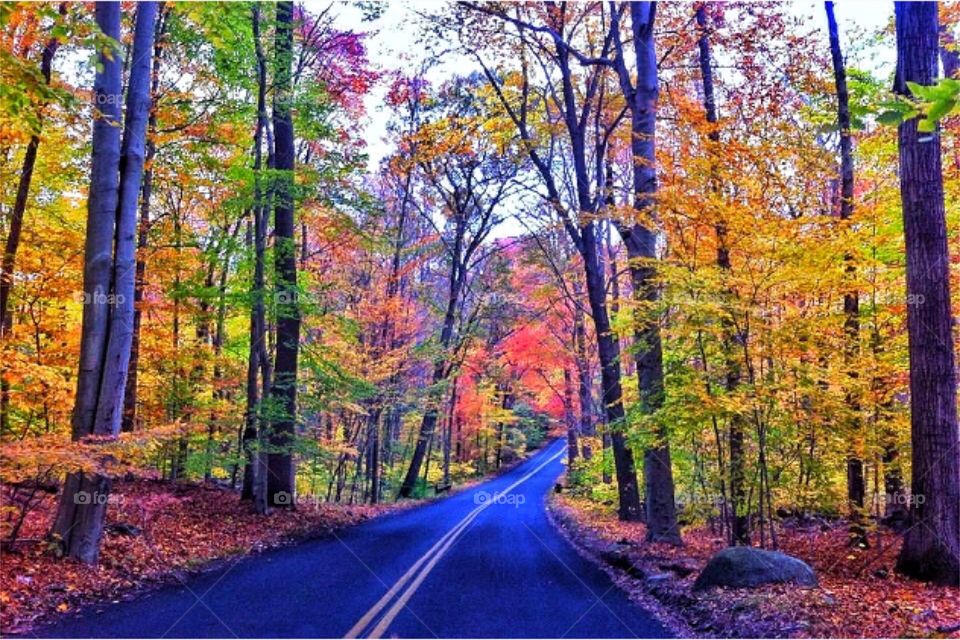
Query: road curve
33 439 671 639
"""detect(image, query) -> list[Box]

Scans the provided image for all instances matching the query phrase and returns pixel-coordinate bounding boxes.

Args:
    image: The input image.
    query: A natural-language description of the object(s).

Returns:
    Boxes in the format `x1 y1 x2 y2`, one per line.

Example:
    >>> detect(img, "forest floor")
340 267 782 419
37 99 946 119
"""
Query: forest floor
549 487 960 639
0 478 393 634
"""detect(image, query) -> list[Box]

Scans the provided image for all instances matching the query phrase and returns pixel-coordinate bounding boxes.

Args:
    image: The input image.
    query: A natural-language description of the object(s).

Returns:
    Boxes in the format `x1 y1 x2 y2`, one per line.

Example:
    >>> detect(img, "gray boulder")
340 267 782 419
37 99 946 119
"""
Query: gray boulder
693 546 817 591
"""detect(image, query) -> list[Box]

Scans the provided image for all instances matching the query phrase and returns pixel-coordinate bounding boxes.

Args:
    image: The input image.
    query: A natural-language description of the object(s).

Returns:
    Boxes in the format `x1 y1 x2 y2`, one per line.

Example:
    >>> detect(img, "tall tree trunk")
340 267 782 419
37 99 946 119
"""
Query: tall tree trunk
168 211 186 481
122 4 166 434
366 406 382 503
93 1 159 436
696 4 749 547
602 219 621 475
0 3 65 334
573 285 594 460
613 1 680 542
266 1 300 507
496 384 514 469
69 3 122 442
442 376 458 487
825 0 865 517
204 260 229 481
560 31 642 523
893 1 960 586
471 1 640 519
242 4 271 511
52 2 123 564
581 221 643 521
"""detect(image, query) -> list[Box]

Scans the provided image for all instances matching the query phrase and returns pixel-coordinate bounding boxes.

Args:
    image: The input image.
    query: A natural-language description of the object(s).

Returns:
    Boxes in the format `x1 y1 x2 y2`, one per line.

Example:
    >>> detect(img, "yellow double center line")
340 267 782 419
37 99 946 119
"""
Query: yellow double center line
345 446 566 639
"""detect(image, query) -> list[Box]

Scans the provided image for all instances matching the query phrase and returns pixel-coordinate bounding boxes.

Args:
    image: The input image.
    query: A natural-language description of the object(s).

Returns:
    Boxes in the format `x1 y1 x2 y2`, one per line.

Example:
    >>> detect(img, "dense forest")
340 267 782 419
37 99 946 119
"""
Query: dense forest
0 2 958 634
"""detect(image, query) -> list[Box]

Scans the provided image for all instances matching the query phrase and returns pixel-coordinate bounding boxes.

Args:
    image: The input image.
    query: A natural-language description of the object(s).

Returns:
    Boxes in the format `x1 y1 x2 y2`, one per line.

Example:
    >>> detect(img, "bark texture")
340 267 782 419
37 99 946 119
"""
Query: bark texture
70 2 123 442
123 5 167 433
611 1 679 540
893 1 960 586
94 1 159 436
266 0 300 507
52 2 158 564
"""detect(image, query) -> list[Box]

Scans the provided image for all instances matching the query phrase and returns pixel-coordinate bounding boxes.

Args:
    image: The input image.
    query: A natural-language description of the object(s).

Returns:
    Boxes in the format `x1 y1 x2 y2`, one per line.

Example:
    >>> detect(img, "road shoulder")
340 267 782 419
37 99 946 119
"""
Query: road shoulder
545 490 694 638
547 479 960 638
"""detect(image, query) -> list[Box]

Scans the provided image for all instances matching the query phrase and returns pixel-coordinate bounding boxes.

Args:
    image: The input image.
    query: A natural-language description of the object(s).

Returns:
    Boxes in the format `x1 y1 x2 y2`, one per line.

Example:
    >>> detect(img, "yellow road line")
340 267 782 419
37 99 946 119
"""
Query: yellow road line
343 504 483 638
366 507 485 638
349 445 565 639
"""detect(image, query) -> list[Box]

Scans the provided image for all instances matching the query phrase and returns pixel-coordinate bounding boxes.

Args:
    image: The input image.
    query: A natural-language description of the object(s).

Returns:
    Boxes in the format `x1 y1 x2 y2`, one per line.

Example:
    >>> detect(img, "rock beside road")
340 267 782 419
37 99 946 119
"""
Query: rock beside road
693 546 818 591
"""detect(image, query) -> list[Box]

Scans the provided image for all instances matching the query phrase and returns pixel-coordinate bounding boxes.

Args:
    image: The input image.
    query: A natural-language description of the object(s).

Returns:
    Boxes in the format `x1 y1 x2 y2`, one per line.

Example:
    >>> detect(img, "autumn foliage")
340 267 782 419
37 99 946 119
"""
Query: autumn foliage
0 1 958 636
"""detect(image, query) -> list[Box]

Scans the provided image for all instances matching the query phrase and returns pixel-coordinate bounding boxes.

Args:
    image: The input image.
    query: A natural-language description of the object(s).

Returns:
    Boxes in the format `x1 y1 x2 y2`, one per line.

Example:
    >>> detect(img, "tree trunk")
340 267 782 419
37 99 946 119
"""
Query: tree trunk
266 0 299 508
242 3 271 507
399 363 443 498
564 367 578 464
69 2 123 442
52 2 123 564
614 1 680 542
50 473 111 565
893 1 960 586
581 221 643 521
825 0 866 516
366 406 381 504
442 377 458 487
94 1 158 436
559 28 642 523
398 233 464 498
123 7 167 433
882 437 906 517
471 1 639 519
573 286 594 460
695 4 749 547
204 259 229 481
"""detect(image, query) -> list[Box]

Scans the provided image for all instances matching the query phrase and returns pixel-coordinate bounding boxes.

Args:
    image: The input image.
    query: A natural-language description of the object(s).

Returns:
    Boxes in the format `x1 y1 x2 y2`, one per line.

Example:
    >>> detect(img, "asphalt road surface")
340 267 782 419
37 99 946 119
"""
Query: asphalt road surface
34 439 671 638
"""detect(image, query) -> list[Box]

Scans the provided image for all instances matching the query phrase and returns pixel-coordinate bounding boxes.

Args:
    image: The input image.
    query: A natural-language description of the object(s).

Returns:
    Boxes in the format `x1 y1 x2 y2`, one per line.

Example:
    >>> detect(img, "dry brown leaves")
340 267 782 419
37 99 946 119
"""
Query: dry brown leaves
0 479 391 634
551 492 960 639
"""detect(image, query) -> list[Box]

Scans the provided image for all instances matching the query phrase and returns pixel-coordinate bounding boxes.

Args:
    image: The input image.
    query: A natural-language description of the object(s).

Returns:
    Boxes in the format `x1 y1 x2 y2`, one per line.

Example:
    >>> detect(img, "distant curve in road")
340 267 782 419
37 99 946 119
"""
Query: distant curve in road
33 439 671 639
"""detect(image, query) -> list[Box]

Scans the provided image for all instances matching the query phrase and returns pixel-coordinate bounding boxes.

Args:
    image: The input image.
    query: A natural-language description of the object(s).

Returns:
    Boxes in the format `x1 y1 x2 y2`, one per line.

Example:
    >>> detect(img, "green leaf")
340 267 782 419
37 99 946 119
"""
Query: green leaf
906 81 935 100
917 118 936 133
927 99 957 123
876 110 904 126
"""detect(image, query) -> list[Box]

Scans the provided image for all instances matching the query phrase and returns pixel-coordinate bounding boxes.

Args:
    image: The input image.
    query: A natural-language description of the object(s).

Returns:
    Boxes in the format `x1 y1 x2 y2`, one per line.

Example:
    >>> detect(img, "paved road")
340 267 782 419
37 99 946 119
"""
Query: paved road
34 439 670 638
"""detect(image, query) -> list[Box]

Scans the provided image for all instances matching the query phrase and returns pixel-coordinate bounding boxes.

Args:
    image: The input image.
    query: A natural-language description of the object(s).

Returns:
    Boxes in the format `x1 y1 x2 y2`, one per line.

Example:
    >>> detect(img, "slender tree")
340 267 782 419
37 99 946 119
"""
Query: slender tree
465 2 645 521
398 78 513 498
825 0 865 517
0 3 66 335
266 0 300 507
66 4 121 442
609 1 681 542
242 3 273 514
695 3 749 546
893 1 960 586
123 4 168 433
